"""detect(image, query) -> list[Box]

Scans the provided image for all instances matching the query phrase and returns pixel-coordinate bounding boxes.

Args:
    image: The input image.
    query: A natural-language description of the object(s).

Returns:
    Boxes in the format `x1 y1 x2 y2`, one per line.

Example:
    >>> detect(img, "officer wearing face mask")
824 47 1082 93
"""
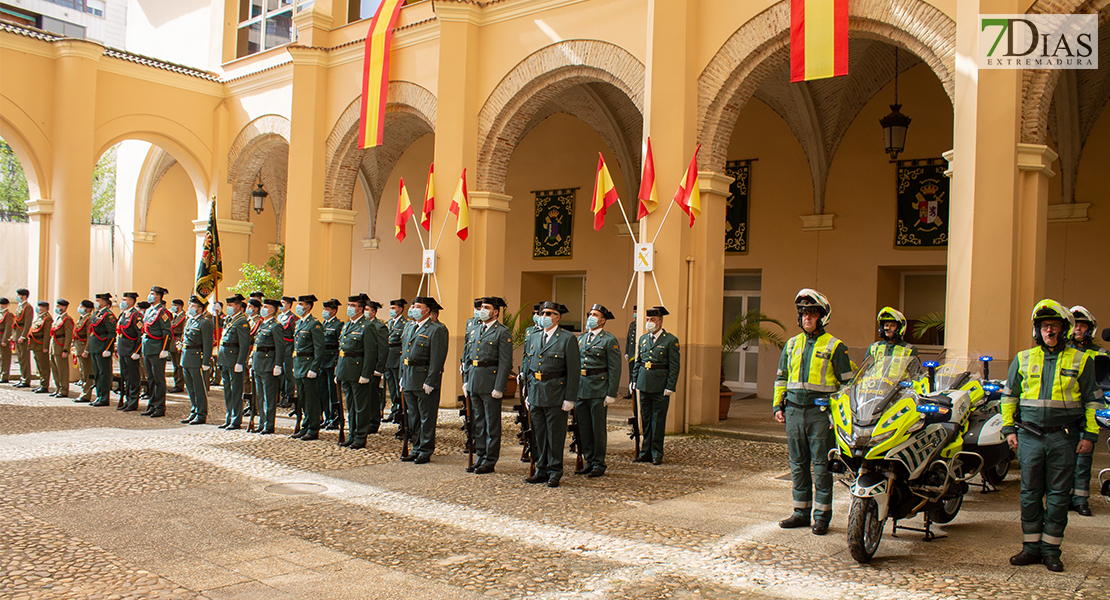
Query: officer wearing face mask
520 302 580 487
463 297 513 474
364 299 390 431
318 299 344 429
576 304 622 477
243 298 264 415
337 294 378 449
140 285 173 417
218 295 251 429
400 297 449 463
462 298 483 396
291 294 325 440
115 292 141 410
384 298 408 424
251 299 285 434
87 293 117 407
625 305 637 398
168 299 187 393
72 299 96 403
28 300 53 394
630 306 681 466
278 296 299 410
180 296 213 425
48 299 73 398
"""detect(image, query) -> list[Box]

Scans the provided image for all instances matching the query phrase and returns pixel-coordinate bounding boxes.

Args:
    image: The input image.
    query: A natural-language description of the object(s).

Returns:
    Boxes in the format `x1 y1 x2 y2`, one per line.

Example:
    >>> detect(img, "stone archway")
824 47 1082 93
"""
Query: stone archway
227 114 292 227
698 0 956 173
475 40 645 195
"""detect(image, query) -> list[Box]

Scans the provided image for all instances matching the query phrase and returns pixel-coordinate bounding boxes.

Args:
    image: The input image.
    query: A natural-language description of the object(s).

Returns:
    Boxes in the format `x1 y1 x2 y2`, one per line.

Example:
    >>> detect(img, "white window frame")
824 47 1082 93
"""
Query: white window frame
237 0 314 57
899 270 946 353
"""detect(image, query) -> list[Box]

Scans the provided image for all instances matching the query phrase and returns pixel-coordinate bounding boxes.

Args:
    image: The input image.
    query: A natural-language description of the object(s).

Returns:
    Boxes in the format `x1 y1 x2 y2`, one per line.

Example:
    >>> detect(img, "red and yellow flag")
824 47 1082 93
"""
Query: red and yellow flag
591 154 620 231
673 145 701 227
637 137 658 220
357 0 406 149
449 169 470 241
395 178 413 242
420 163 434 231
790 0 848 83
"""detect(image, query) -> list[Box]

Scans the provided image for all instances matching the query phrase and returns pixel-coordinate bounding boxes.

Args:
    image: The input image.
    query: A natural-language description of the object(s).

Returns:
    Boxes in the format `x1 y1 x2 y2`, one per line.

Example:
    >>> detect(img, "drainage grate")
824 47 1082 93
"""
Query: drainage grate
263 482 328 495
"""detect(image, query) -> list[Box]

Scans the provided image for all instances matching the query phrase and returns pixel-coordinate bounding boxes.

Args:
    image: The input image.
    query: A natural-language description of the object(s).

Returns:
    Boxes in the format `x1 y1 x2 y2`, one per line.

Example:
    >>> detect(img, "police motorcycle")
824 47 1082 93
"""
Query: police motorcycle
962 355 1015 489
1094 334 1110 502
829 354 1006 563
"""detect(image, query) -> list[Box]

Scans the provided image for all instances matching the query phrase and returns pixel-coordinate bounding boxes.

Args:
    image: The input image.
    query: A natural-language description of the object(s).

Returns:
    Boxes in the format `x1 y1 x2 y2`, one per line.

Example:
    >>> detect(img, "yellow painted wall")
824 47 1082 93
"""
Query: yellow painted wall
134 163 201 302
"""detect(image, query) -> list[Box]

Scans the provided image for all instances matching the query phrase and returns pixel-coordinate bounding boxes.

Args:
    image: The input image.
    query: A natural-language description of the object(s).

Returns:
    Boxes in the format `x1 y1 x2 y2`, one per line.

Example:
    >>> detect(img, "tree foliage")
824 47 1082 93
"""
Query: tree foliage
0 140 29 217
228 243 284 299
91 145 117 223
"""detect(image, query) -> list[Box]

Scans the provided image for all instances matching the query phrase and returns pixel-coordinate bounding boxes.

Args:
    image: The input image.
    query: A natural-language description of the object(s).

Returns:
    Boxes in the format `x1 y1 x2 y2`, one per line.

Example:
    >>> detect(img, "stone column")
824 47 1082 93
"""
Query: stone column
1011 143 1057 350
468 192 511 295
318 208 357 303
25 199 53 299
49 39 102 302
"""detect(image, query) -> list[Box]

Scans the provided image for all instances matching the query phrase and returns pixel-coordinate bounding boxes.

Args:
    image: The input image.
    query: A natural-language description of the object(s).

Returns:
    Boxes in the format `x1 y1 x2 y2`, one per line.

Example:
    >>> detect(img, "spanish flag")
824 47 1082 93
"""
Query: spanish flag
591 154 619 231
637 137 658 220
449 169 470 241
673 145 701 227
420 163 434 231
357 0 407 149
790 0 848 83
395 178 413 242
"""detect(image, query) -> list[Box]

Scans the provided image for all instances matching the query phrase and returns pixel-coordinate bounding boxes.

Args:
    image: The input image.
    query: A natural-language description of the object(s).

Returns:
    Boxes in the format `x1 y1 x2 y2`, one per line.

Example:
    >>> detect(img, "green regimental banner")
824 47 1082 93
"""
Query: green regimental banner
895 159 949 248
725 160 752 254
533 188 576 259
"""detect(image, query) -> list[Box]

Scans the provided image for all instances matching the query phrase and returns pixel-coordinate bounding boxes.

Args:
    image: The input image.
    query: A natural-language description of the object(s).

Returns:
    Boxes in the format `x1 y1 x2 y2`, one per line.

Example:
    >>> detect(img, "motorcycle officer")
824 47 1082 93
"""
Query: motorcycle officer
772 289 853 536
1003 300 1102 572
1066 305 1107 517
868 307 918 358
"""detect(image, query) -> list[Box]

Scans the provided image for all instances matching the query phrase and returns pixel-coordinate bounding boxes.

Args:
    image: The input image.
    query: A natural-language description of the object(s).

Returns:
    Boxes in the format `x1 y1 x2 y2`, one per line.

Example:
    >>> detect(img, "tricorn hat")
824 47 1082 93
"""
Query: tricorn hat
80 299 94 309
645 306 669 317
589 303 615 320
413 296 443 311
323 298 340 309
390 298 408 307
123 292 138 299
263 298 280 308
150 285 168 295
539 301 569 315
297 294 318 303
56 298 69 307
95 292 112 301
189 295 208 307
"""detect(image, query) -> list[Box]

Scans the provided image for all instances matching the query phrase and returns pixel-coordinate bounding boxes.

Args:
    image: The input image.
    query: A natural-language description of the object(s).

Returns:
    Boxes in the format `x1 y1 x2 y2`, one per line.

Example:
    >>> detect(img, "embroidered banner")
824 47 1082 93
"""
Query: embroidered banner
533 188 576 259
725 160 752 254
895 159 949 248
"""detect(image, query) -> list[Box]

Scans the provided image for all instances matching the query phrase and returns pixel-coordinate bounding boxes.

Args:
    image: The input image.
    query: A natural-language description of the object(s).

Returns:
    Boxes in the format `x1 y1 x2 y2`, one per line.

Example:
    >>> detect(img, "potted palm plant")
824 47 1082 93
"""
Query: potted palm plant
719 309 786 419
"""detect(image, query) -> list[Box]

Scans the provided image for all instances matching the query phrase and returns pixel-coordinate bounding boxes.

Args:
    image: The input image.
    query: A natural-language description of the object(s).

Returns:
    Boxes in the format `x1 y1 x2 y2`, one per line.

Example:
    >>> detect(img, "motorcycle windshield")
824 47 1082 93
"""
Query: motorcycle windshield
931 355 974 392
846 354 923 426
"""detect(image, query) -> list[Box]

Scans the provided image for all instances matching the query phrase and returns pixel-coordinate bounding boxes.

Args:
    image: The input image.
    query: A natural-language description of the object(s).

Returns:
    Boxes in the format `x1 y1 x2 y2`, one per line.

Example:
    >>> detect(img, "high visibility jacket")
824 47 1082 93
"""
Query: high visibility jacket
867 340 918 359
773 331 853 411
1002 346 1102 441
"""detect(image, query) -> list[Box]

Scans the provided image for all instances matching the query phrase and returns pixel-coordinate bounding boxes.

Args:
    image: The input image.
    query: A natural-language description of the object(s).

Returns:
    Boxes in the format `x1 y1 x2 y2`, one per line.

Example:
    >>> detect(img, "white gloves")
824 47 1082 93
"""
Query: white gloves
234 364 243 373
273 366 282 376
604 396 616 406
101 350 111 357
423 383 434 395
374 371 382 376
629 383 636 393
462 387 470 398
524 396 531 410
459 364 464 374
131 353 140 361
663 389 674 396
562 400 574 412
201 365 210 371
307 370 317 379
491 390 503 399
358 376 370 384
159 350 169 359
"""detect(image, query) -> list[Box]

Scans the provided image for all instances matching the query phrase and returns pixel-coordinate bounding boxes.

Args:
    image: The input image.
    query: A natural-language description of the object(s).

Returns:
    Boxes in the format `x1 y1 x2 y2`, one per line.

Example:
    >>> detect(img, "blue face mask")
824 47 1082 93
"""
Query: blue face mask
321 310 331 320
294 305 305 317
532 314 541 327
408 307 423 320
261 307 271 318
538 316 553 329
632 313 637 320
147 294 157 304
389 309 398 319
473 308 481 320
55 307 63 315
187 307 198 318
586 316 599 330
224 305 235 316
347 306 357 318
78 307 87 316
119 301 128 311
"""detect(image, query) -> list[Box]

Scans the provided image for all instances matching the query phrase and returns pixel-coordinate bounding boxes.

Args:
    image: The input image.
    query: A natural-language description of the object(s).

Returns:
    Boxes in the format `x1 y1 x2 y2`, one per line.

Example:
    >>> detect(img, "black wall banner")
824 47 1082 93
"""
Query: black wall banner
895 158 949 248
725 160 752 254
533 188 576 259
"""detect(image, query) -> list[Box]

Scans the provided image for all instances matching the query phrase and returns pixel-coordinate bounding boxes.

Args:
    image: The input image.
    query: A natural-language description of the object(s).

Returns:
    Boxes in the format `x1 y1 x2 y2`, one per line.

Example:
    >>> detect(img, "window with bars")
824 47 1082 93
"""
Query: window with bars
236 0 315 58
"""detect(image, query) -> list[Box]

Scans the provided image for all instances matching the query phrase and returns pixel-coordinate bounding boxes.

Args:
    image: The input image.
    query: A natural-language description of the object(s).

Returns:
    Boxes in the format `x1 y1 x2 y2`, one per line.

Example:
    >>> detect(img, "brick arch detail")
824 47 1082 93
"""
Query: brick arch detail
226 114 292 222
476 40 645 194
698 0 955 171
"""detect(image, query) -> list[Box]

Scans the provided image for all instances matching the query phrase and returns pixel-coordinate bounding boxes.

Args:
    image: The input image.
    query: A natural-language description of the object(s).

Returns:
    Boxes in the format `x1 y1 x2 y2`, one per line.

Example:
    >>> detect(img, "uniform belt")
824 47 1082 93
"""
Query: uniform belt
186 344 203 350
1030 419 1082 434
471 360 498 367
784 400 821 409
293 351 314 357
340 351 363 358
254 346 275 352
389 342 402 347
221 344 238 349
405 358 429 366
75 336 87 342
534 371 567 381
643 361 667 370
581 367 607 376
325 344 339 350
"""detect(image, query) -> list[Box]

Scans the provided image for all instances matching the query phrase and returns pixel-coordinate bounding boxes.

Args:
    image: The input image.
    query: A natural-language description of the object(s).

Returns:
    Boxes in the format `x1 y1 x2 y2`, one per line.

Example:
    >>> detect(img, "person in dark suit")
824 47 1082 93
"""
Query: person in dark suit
318 299 343 429
384 298 408 424
631 306 681 465
400 296 449 464
218 295 251 429
576 304 622 477
463 296 513 473
520 301 580 487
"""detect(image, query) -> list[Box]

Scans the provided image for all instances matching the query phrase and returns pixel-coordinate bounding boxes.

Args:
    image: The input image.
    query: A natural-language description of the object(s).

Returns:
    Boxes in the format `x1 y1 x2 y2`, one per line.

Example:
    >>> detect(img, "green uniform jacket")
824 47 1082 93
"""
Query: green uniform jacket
519 325 543 398
336 316 377 382
522 327 580 407
632 330 681 393
1070 340 1108 358
321 316 342 369
181 315 213 368
577 329 622 399
867 340 918 358
625 320 636 360
464 320 513 395
400 318 449 391
293 315 324 377
251 318 285 372
1002 346 1102 441
386 315 406 369
87 308 116 354
218 313 251 368
461 316 481 381
141 302 174 356
278 311 298 358
370 319 389 374
115 307 142 356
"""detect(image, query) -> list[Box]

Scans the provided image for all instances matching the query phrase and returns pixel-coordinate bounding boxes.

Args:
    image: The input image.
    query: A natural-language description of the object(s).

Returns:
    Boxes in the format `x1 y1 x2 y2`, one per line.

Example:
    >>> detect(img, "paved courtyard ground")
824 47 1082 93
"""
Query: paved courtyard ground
1 386 1107 599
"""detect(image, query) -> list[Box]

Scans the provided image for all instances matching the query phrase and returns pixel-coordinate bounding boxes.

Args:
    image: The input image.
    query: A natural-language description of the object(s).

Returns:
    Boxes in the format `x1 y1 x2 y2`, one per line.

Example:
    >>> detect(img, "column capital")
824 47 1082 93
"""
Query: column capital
26 199 54 216
133 231 156 244
286 44 328 67
697 171 734 197
54 39 104 61
362 238 380 250
434 1 482 25
291 7 333 48
318 207 357 225
1016 143 1058 177
942 149 955 178
193 218 255 235
800 214 835 231
469 191 512 213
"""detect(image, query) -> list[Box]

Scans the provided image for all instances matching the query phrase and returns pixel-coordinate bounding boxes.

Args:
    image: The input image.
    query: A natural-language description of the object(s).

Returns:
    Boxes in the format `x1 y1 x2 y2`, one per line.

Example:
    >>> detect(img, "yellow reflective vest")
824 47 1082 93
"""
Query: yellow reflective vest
773 331 853 410
1001 346 1101 439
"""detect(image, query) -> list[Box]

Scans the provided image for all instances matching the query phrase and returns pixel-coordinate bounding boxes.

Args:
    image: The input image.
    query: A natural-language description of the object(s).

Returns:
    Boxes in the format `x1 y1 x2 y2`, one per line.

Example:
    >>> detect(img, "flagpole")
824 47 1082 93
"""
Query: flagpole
410 213 427 250
650 200 676 245
650 272 665 307
613 197 638 241
621 271 636 309
432 272 442 299
433 208 449 251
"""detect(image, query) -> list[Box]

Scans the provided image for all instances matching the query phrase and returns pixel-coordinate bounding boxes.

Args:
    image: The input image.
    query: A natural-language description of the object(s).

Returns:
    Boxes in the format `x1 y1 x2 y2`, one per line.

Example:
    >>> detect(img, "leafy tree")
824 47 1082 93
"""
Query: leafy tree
91 145 117 223
227 244 284 299
0 139 29 218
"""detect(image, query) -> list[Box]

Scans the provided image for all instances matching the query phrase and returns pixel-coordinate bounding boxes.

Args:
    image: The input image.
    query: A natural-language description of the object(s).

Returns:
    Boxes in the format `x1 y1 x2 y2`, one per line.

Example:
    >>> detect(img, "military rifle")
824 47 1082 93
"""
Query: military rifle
569 404 584 473
459 394 475 469
513 400 536 477
247 388 257 433
292 392 303 436
629 390 642 457
336 383 346 446
398 389 410 457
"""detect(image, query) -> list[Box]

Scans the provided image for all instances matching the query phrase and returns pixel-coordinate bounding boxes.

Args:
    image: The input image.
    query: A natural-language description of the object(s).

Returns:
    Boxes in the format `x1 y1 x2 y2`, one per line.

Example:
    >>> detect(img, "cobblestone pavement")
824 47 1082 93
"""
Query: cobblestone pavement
1 385 1108 599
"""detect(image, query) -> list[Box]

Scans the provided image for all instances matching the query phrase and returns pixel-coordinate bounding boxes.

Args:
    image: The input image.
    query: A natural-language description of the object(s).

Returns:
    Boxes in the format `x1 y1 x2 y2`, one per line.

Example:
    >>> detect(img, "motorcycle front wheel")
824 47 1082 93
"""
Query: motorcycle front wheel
847 496 884 563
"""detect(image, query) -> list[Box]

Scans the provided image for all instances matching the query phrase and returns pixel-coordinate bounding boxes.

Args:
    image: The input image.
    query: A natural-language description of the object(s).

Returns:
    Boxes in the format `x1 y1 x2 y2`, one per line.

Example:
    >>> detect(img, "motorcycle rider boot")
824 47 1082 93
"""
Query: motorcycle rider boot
812 521 829 536
1070 502 1092 517
1042 556 1064 572
778 514 810 529
1009 551 1042 566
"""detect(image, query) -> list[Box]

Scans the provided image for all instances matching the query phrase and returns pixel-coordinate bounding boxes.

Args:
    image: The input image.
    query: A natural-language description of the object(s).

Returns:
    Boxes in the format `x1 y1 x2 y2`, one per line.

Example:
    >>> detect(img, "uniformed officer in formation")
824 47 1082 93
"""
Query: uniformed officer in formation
252 298 285 434
384 298 408 424
180 296 213 425
365 299 390 431
29 300 52 393
48 299 73 398
318 298 343 429
291 294 325 440
461 298 483 394
218 294 251 430
520 302 580 487
168 298 187 393
278 296 299 409
630 306 681 466
576 304 622 477
1067 305 1106 517
1004 300 1102 572
0 298 13 383
337 294 378 449
87 293 116 407
12 289 33 387
772 289 852 536
140 286 173 417
625 305 637 399
400 296 449 463
116 292 142 410
463 296 513 474
868 307 918 358
243 297 263 415
72 300 95 402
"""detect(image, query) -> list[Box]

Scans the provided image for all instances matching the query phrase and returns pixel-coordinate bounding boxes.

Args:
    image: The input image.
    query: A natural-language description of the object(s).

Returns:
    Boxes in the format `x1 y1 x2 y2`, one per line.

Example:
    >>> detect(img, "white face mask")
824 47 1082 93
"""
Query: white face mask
187 307 198 318
477 308 491 322
644 321 658 334
321 310 331 320
261 307 271 318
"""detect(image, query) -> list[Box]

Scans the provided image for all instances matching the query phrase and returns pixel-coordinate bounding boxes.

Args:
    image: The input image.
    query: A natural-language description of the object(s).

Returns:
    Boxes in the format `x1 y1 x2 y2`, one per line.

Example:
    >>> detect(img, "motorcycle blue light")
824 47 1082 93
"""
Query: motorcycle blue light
923 361 939 368
814 397 830 407
983 383 1000 392
917 404 941 413
980 356 993 362
898 381 912 388
1097 409 1110 419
